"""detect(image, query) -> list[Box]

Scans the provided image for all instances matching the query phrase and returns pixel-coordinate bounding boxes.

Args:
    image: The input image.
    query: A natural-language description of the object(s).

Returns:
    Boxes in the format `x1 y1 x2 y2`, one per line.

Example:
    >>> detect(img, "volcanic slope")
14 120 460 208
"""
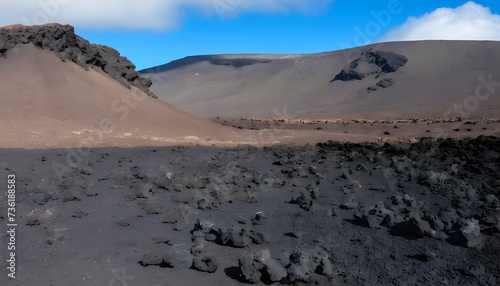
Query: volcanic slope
141 41 500 120
0 26 251 148
0 43 416 148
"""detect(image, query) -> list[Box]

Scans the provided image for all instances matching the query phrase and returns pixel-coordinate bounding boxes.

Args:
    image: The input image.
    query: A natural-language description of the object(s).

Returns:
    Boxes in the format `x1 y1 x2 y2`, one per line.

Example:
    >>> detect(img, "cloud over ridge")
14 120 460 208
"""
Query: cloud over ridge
0 0 331 31
380 1 500 42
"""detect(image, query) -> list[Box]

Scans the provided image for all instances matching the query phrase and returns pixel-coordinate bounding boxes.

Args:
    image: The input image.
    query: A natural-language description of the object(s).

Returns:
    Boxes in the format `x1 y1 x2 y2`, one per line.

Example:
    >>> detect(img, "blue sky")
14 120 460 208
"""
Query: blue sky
2 1 500 70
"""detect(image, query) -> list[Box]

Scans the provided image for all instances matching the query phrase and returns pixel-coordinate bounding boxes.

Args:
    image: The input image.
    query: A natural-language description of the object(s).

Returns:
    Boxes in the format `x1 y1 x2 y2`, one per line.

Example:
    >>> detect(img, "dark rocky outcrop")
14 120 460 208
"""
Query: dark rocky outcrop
376 78 394 88
332 69 365 82
332 50 408 82
366 78 395 93
0 23 156 97
366 51 408 73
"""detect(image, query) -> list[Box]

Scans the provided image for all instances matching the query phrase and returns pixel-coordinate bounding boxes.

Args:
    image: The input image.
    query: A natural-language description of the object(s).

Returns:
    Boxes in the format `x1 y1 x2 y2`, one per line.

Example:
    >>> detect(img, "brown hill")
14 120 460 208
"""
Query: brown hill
0 25 252 148
1 24 154 97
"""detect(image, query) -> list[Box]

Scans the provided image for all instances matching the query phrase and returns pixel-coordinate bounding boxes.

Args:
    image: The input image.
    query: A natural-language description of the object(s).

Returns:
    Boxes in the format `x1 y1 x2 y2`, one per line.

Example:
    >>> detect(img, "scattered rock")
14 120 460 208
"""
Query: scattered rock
235 215 247 224
255 249 288 283
239 249 288 283
447 219 483 248
144 202 163 215
390 214 433 239
423 250 437 262
310 249 333 277
117 219 130 227
223 227 253 248
140 253 163 266
459 264 485 277
192 255 218 273
249 230 266 245
410 250 438 262
285 230 305 239
290 192 313 211
71 211 89 218
251 212 266 225
152 236 171 244
285 250 314 283
163 245 193 269
25 218 40 226
239 255 262 283
366 214 382 229
376 78 394 88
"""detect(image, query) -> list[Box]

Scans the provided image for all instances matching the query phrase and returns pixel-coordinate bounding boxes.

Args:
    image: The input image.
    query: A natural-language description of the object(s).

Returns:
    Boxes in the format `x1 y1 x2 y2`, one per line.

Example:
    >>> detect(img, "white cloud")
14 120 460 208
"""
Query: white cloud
0 0 331 31
380 1 500 42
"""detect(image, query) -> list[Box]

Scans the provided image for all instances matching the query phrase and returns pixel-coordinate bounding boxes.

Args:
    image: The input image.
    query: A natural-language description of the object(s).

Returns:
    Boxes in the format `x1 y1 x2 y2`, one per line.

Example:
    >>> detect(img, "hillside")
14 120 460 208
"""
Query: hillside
141 41 500 120
0 24 251 148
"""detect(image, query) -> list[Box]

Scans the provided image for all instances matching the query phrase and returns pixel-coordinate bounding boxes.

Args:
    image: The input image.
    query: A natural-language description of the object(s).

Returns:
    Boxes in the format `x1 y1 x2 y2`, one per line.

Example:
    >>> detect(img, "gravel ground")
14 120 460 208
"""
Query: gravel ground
1 136 499 285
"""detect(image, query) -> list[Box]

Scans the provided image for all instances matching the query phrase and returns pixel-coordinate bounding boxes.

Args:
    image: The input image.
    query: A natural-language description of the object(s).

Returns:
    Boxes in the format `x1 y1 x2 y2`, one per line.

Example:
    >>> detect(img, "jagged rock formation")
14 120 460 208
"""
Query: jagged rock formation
0 23 155 97
332 50 408 82
364 51 408 73
332 69 365 81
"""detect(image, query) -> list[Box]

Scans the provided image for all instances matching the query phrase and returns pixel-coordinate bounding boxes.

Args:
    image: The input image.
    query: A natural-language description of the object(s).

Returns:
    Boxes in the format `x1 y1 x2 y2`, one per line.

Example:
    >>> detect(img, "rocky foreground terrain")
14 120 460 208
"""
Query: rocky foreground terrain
1 136 499 285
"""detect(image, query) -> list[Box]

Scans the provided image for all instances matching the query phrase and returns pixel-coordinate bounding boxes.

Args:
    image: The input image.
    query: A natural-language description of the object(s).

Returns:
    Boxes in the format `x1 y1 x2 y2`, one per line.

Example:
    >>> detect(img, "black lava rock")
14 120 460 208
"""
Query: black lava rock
332 69 365 82
0 24 155 97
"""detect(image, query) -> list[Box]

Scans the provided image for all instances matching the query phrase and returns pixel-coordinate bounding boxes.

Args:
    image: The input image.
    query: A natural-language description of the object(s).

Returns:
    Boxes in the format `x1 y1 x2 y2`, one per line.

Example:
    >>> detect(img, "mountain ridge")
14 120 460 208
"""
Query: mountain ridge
140 40 500 120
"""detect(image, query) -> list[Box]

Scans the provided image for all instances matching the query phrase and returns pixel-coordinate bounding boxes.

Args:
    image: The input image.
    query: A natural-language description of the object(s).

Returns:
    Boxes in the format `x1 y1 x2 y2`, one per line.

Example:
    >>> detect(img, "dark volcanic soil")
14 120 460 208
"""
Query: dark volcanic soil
1 137 499 285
